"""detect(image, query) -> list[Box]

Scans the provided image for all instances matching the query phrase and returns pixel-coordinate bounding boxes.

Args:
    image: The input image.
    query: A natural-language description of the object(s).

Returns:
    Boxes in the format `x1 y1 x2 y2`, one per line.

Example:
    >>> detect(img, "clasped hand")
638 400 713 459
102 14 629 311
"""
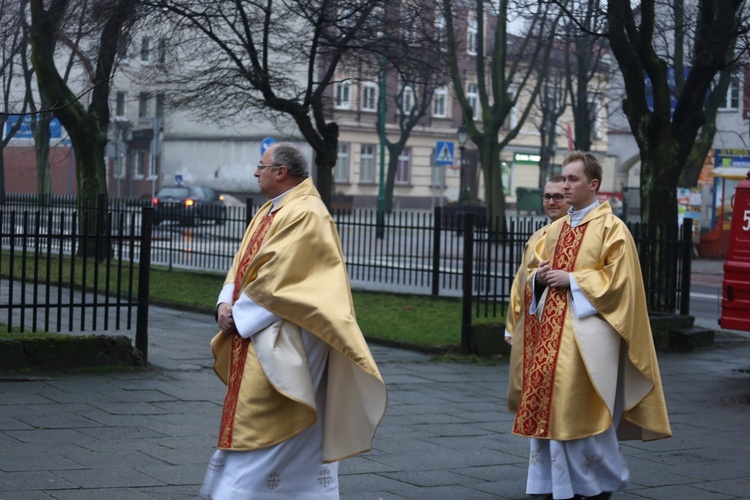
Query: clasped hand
217 302 237 334
536 260 570 289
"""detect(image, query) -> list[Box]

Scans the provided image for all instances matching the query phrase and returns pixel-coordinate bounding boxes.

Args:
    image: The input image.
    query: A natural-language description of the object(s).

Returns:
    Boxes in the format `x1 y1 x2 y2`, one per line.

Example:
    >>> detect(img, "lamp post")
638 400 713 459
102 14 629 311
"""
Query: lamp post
375 58 387 238
457 121 468 210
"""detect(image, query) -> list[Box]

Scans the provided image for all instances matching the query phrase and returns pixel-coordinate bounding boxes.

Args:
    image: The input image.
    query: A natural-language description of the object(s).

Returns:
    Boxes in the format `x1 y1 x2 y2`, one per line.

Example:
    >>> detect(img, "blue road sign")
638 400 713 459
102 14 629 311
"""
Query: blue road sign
3 115 63 140
435 141 455 165
260 137 276 155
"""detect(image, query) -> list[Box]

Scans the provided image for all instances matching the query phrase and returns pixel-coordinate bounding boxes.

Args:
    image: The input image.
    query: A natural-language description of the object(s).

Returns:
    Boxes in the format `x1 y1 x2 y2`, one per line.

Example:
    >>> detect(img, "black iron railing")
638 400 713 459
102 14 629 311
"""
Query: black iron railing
0 204 153 361
2 194 691 356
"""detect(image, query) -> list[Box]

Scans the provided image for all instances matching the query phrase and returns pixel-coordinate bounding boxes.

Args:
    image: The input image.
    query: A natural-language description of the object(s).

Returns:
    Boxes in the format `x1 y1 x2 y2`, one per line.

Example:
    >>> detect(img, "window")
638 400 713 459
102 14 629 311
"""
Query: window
138 92 150 118
503 84 518 129
588 94 603 139
334 143 350 182
467 17 478 55
366 5 384 38
396 147 411 184
335 74 352 109
149 150 157 179
362 82 378 112
114 147 126 179
401 85 415 114
115 91 126 118
140 36 152 63
435 15 447 52
360 144 376 183
158 38 168 65
433 87 447 118
134 150 146 178
402 7 416 45
720 77 740 110
466 82 479 119
155 93 166 118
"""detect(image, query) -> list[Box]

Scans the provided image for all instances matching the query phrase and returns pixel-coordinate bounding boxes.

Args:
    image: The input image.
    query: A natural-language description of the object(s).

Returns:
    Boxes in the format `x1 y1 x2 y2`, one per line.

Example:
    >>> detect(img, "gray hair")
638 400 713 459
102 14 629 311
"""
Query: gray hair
271 143 309 178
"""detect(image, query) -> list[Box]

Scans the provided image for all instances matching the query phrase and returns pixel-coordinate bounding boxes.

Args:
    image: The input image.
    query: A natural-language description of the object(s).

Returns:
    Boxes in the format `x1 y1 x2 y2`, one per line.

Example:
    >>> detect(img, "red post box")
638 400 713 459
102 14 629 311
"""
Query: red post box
720 170 750 331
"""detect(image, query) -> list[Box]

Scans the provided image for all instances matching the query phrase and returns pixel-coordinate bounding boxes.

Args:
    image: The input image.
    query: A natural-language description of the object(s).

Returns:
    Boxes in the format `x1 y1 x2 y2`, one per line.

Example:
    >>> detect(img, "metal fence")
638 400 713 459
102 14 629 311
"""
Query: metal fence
0 202 153 361
1 194 691 346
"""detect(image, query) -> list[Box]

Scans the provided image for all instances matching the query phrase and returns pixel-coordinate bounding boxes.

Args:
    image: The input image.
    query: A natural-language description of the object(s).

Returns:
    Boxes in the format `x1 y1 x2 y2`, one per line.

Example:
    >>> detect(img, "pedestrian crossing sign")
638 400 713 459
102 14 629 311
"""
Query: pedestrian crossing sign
435 141 455 165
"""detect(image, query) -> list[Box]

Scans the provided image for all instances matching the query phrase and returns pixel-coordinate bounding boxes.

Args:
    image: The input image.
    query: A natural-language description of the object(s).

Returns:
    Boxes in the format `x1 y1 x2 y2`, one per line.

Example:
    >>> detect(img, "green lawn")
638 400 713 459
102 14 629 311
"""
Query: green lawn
2 253 506 350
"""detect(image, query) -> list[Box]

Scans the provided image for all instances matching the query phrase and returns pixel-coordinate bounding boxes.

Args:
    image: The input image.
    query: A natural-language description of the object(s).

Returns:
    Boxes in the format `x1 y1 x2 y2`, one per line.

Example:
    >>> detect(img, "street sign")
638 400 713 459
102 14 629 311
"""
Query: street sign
260 137 276 155
3 115 63 140
175 175 183 185
435 141 454 165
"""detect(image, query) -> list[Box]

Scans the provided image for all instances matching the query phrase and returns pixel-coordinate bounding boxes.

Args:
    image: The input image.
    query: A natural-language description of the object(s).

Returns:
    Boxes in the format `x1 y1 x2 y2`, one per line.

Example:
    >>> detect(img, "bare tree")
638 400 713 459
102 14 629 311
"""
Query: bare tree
150 0 383 209
605 0 749 226
370 0 449 212
29 0 139 206
1 0 30 203
441 0 560 227
561 0 609 152
534 59 568 187
378 73 443 212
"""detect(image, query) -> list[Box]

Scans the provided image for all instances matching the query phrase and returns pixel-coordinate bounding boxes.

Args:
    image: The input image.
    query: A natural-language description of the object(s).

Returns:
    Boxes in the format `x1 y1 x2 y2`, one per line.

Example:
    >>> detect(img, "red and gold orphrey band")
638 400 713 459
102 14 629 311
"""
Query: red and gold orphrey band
218 213 276 448
513 222 587 438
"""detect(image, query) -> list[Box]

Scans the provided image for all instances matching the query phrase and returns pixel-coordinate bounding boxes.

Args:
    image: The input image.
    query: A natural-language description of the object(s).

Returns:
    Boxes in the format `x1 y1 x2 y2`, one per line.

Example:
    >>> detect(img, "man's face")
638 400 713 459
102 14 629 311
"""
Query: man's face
254 147 279 198
542 181 568 221
562 160 598 210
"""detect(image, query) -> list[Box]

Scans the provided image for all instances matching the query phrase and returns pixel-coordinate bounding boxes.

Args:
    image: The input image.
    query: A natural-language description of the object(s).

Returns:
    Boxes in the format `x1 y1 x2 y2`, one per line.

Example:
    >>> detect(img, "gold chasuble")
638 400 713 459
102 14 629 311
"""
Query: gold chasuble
512 202 671 443
211 178 387 463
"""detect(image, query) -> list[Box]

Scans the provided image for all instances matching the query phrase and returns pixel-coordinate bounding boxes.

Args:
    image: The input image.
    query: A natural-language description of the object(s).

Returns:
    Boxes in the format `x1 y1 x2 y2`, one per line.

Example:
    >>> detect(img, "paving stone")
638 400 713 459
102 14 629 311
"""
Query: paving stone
46 488 157 500
0 452 84 473
50 467 164 489
1 300 749 498
0 471 77 491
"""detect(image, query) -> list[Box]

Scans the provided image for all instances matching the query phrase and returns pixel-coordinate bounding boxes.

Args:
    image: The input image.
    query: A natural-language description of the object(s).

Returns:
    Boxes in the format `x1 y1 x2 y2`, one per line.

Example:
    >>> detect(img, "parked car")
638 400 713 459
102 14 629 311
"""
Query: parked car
152 185 227 226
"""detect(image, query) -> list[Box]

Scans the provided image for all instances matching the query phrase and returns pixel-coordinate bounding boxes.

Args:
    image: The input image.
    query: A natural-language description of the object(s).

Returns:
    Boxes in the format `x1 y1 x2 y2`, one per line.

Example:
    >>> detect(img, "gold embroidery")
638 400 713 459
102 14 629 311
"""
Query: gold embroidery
513 222 587 438
218 214 276 448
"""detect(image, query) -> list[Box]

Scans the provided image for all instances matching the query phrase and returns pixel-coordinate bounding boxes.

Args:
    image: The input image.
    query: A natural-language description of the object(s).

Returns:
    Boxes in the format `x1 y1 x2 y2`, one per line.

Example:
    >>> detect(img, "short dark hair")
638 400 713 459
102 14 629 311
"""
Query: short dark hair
271 143 309 178
563 151 602 191
547 175 565 183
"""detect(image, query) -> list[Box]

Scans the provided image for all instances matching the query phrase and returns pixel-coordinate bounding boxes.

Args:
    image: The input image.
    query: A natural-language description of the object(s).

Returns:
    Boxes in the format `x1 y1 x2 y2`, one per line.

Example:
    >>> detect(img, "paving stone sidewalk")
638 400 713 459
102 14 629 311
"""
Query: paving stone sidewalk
2 296 750 499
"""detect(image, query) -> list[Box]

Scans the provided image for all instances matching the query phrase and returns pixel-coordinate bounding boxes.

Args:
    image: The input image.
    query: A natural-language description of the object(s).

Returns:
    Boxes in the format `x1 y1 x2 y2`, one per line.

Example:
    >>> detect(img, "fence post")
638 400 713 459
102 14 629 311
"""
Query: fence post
136 206 153 363
461 211 474 354
680 218 693 316
432 207 442 297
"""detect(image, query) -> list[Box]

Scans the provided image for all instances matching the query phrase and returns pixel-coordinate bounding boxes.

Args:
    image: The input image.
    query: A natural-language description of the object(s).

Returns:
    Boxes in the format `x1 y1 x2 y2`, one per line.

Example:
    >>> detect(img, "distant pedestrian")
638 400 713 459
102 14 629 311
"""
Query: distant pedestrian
512 151 671 500
202 142 387 499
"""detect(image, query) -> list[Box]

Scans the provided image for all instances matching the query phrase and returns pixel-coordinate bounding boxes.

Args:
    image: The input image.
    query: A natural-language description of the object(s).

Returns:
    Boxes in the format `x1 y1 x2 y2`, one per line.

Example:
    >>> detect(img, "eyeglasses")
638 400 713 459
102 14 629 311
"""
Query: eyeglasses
256 162 282 171
541 193 565 203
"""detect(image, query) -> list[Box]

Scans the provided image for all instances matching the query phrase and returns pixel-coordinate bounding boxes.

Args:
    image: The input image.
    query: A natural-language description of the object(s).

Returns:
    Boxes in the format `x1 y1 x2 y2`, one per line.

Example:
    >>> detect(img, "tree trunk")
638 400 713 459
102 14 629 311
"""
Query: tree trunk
313 149 335 209
680 124 715 188
639 139 679 229
478 138 505 231
385 154 398 213
34 114 52 198
294 113 337 210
